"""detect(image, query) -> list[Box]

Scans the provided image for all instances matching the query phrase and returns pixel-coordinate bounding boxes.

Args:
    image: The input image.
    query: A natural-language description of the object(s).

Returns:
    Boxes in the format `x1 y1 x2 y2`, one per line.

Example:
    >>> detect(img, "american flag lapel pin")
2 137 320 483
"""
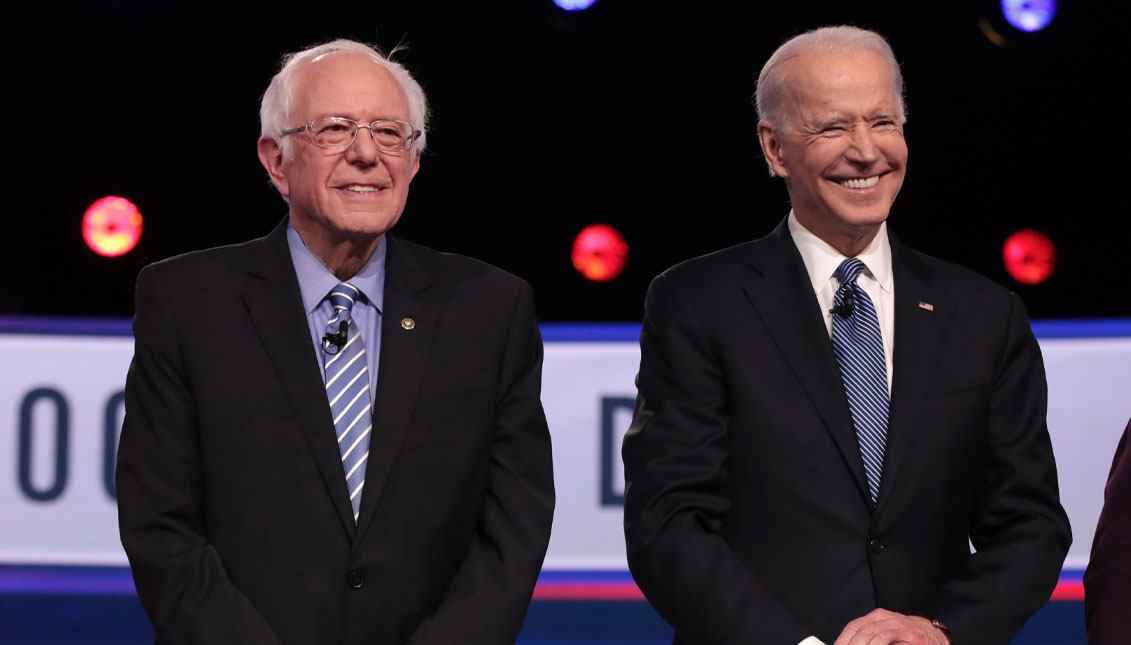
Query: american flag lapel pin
918 301 934 312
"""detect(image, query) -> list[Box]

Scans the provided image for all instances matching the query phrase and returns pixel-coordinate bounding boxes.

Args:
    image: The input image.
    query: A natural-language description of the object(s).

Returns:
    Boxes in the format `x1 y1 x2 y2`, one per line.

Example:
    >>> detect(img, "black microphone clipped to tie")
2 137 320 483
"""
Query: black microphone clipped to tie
322 320 349 355
830 289 855 318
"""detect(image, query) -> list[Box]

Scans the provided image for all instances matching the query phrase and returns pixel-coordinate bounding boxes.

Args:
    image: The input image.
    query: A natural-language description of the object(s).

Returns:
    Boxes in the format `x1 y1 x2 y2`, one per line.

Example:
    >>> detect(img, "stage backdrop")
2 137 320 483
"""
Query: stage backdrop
1 319 1129 573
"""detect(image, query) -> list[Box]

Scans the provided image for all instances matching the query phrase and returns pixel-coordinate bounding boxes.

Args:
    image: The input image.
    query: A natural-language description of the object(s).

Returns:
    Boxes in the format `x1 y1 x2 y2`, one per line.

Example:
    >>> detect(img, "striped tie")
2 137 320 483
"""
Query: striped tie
831 258 889 505
322 283 371 523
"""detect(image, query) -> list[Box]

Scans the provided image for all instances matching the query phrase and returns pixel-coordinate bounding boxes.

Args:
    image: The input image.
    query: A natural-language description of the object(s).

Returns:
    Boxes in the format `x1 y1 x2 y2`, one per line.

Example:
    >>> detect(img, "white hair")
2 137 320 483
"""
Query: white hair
259 39 429 161
755 25 906 132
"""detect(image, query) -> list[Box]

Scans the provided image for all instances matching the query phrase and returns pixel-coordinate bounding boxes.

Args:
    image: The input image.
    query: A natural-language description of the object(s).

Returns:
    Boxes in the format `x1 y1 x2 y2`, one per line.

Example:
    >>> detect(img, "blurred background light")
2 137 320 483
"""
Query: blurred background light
1003 228 1056 285
82 196 143 257
1001 0 1056 32
3 1 1124 321
572 224 628 282
554 0 598 11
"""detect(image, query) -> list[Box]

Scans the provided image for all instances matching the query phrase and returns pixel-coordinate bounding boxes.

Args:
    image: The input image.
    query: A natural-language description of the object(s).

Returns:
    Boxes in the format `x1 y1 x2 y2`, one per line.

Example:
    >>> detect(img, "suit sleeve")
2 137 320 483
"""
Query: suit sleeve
924 293 1071 644
405 280 555 645
1084 419 1131 644
116 266 282 645
622 273 813 645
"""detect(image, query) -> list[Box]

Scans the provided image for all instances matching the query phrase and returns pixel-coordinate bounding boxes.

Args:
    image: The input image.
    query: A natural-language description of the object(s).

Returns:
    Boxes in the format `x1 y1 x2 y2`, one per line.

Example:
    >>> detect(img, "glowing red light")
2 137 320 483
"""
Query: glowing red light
572 224 628 282
83 196 143 257
1002 229 1056 285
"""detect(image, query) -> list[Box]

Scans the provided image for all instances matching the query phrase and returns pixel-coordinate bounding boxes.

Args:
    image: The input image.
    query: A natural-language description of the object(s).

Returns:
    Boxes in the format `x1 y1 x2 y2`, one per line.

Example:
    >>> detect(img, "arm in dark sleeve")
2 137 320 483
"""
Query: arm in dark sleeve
623 273 812 645
116 266 282 645
1084 419 1131 644
925 294 1071 644
406 281 555 644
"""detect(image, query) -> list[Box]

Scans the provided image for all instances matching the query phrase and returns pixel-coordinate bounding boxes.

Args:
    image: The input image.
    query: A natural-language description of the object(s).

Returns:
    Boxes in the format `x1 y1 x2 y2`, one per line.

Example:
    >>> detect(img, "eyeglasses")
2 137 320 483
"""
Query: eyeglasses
281 117 421 152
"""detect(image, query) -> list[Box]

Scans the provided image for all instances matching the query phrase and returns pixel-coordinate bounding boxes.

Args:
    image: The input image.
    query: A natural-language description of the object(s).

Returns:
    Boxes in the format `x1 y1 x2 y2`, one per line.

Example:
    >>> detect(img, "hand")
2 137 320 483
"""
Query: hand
833 608 950 645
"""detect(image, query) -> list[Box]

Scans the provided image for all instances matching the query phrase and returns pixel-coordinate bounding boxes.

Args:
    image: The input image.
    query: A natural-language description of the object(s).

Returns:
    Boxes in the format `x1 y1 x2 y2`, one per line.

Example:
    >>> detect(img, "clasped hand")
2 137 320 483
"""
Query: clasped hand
832 608 950 645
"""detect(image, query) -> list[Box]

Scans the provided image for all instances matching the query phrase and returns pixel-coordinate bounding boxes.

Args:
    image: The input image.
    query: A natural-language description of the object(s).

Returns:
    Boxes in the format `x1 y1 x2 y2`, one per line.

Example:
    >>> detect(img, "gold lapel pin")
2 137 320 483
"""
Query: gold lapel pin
401 317 416 330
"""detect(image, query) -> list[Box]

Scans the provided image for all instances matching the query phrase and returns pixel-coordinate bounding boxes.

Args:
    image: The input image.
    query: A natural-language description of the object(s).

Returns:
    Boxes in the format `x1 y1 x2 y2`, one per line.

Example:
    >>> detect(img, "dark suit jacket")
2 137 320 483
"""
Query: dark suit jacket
622 221 1070 645
1084 418 1131 644
117 221 555 645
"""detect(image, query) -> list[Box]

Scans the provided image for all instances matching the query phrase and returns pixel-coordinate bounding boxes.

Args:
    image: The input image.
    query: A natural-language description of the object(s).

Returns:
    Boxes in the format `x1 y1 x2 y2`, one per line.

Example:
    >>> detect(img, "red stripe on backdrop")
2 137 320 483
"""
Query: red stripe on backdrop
533 583 644 600
1050 580 1084 601
533 580 1085 602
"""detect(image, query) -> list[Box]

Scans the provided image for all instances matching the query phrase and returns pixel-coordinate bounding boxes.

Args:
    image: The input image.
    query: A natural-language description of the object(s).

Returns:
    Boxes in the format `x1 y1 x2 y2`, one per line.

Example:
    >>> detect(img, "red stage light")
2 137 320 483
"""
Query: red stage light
1002 229 1056 285
83 196 143 257
572 224 628 282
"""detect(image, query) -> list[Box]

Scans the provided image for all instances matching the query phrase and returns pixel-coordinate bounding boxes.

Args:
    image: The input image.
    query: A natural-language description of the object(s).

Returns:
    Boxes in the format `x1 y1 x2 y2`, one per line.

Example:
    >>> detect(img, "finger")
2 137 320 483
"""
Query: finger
847 629 892 645
835 608 897 645
877 619 931 645
859 618 920 645
844 623 897 645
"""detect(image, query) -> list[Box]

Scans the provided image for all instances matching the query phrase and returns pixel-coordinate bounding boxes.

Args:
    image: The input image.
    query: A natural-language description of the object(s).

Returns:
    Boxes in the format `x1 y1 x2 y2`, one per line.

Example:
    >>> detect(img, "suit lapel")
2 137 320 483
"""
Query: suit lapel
742 221 871 502
355 236 441 541
874 237 955 515
241 220 357 536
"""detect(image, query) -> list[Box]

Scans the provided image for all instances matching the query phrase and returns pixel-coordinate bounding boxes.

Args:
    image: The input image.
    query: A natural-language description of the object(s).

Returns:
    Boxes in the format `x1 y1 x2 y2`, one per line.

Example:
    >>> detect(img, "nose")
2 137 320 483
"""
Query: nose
344 125 380 167
845 126 880 165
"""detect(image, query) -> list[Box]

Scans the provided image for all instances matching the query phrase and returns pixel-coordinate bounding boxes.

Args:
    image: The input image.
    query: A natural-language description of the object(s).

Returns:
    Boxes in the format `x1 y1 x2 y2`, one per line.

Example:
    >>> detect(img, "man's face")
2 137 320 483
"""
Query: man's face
759 49 907 249
264 51 420 248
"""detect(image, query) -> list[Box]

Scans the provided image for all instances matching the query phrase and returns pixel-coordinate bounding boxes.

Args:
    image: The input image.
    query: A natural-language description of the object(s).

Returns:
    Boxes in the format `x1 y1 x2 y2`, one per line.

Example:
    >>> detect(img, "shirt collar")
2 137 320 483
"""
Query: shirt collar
286 222 387 314
787 210 893 293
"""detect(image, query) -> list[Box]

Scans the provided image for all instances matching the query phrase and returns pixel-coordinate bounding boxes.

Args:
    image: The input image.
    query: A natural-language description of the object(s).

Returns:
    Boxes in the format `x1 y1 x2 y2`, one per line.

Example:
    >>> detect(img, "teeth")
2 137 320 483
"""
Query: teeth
839 176 880 189
345 185 377 193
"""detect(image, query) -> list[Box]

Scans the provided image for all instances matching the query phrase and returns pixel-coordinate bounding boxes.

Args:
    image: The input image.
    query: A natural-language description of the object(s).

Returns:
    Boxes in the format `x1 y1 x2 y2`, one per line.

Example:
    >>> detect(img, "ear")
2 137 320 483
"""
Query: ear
757 120 790 178
257 136 290 197
410 149 421 180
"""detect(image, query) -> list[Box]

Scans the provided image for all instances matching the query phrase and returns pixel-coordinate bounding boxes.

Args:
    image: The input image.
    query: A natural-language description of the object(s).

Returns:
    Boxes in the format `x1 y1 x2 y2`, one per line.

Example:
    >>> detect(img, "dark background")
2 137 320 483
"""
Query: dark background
2 0 1124 321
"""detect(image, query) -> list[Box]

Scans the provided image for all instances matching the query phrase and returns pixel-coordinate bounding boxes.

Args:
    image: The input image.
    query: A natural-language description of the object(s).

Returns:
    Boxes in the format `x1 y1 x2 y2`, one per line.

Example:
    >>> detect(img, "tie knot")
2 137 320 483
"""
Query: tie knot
835 258 867 287
328 283 362 315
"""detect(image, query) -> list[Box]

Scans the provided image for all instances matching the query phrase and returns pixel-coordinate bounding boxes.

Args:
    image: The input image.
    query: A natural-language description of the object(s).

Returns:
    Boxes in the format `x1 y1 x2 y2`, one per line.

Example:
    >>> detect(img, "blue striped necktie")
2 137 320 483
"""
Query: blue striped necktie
322 283 371 523
830 258 889 505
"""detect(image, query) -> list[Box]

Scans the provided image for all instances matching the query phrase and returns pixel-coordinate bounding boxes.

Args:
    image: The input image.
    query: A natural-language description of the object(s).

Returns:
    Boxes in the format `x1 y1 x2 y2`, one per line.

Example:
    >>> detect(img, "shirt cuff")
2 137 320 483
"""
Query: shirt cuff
799 637 827 645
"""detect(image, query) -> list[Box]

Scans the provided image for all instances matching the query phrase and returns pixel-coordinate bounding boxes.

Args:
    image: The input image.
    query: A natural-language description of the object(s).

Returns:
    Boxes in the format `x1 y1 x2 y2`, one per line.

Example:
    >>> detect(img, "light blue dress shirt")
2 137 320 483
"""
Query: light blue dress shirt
286 222 385 402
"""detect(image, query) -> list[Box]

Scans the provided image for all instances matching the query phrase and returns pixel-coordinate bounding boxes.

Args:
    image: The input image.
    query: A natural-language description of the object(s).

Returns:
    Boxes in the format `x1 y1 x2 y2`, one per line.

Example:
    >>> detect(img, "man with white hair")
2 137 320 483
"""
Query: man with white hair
117 39 554 644
623 26 1069 645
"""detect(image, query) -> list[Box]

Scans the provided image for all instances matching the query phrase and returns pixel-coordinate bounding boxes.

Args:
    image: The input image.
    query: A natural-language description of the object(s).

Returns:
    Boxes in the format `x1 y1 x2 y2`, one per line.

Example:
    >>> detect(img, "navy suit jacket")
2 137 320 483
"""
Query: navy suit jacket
117 221 555 644
623 220 1070 645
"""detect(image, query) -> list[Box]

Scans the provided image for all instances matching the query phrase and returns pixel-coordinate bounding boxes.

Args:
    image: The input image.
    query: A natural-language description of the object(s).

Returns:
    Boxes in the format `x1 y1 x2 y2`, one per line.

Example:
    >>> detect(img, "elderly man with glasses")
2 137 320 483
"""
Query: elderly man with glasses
116 39 555 645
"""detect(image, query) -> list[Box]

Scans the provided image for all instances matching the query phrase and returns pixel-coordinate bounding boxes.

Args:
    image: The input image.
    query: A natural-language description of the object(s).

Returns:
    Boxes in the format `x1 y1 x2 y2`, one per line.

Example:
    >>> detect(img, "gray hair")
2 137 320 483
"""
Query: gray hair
755 26 906 132
259 39 429 160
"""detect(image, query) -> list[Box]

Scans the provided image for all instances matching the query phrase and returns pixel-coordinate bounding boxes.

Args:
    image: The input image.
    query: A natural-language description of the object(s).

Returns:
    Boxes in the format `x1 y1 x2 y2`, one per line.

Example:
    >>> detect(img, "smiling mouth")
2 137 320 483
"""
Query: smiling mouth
837 176 880 189
342 185 383 193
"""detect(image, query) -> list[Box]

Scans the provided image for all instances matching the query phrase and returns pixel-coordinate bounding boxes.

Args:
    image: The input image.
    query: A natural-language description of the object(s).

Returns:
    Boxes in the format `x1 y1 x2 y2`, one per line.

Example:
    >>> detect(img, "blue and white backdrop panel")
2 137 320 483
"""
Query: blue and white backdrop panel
1 320 1129 572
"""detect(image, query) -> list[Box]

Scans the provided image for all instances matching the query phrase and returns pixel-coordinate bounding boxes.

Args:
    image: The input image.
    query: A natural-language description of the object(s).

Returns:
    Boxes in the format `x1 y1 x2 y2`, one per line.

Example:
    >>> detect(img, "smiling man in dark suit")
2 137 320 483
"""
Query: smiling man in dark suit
116 39 554 644
623 26 1069 645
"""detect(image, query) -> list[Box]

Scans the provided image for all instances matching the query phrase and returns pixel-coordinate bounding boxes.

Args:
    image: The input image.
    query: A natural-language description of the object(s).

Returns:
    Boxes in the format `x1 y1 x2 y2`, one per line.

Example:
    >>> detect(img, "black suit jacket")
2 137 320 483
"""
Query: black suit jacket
1084 418 1131 644
622 221 1070 645
117 221 555 644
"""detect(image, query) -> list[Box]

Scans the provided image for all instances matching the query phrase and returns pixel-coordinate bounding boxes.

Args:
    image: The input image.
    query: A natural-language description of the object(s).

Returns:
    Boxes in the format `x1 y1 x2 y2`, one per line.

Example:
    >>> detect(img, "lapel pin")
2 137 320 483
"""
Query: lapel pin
918 301 935 312
401 317 416 330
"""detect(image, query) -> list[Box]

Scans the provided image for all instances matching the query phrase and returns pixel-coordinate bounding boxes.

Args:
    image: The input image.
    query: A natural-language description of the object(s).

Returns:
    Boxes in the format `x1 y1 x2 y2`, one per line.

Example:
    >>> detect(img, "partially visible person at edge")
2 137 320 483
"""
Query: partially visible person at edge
1084 417 1131 644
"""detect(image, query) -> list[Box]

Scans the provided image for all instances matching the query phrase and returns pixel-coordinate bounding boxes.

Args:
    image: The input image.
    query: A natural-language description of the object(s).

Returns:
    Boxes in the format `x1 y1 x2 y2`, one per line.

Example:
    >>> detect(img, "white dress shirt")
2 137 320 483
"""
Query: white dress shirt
787 211 895 392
